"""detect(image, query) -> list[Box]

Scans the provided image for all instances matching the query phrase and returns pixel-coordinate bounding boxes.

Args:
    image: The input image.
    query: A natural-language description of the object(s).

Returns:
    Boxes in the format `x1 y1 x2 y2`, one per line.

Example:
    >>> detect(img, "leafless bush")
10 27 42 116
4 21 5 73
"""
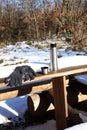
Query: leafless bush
0 0 86 49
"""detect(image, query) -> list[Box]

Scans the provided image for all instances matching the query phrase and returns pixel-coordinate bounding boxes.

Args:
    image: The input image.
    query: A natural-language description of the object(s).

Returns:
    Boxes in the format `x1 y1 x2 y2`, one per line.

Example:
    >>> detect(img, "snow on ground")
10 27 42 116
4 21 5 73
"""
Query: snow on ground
0 41 87 129
65 122 87 130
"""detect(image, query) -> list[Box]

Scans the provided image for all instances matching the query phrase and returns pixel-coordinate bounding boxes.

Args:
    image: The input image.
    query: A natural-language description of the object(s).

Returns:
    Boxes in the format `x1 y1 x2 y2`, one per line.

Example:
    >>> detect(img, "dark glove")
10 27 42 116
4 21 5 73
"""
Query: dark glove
21 65 37 81
4 65 37 87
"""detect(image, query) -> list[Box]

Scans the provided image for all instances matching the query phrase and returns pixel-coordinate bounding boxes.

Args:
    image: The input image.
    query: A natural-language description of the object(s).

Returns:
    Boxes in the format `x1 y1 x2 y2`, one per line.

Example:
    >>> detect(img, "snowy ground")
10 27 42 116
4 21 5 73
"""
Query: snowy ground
0 41 87 129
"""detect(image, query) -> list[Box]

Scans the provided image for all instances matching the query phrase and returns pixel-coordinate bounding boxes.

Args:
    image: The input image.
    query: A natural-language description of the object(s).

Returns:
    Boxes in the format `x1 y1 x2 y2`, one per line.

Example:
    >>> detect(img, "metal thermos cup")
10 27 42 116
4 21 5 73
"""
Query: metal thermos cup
50 43 58 71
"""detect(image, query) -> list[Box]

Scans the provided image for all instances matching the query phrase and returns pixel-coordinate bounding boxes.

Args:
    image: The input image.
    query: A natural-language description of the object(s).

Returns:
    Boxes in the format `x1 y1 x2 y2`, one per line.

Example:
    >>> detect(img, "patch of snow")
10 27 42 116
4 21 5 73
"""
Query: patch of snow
24 120 56 130
64 122 87 130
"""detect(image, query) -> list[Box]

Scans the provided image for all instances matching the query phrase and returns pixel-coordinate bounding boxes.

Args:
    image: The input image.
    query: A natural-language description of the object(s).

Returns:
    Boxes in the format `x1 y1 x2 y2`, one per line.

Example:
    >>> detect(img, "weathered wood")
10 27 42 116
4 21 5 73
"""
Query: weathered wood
27 65 87 80
0 79 52 100
1 64 87 85
0 79 52 93
52 76 68 130
27 91 54 117
0 78 68 101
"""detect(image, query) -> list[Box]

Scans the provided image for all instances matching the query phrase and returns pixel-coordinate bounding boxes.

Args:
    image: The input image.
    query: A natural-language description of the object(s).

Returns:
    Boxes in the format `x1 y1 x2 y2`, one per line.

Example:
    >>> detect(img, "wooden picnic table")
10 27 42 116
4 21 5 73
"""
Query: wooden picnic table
34 64 87 130
0 64 87 130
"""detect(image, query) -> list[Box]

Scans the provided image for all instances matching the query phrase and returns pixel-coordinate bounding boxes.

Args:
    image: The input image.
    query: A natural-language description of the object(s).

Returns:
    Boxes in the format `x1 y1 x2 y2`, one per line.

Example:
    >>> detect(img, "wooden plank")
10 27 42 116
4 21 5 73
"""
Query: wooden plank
0 79 52 93
0 64 87 85
0 65 83 83
0 78 68 100
52 76 68 130
0 79 52 100
26 65 87 81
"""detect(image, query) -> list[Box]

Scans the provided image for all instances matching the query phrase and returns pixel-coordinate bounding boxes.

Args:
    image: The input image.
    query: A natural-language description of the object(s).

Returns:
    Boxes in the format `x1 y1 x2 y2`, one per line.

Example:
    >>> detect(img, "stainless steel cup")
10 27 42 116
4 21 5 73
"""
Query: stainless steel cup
41 67 48 74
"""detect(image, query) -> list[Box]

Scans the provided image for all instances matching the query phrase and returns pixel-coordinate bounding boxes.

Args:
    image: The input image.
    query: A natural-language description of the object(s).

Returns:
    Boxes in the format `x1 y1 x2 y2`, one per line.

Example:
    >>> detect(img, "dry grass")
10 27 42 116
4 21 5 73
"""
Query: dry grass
0 59 3 64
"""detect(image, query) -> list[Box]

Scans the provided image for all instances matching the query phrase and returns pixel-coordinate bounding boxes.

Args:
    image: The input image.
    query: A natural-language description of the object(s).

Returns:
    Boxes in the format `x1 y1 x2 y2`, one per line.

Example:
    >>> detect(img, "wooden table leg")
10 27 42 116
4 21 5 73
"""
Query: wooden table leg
52 76 68 130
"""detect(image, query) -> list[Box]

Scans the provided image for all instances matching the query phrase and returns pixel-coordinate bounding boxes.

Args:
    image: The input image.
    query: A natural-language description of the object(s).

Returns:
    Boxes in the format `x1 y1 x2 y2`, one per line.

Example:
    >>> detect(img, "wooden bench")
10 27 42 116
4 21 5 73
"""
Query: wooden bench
0 78 52 100
0 64 87 130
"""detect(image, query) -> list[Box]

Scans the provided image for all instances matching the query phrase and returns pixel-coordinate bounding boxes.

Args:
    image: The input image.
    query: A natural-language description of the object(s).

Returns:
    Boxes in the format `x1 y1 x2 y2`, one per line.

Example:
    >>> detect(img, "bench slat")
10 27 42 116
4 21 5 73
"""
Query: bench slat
0 78 52 93
0 78 52 100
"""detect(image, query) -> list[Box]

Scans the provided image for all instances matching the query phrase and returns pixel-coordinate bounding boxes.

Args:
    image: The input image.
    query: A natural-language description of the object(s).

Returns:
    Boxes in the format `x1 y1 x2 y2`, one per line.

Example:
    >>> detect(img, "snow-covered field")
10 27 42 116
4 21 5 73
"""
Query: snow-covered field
0 40 87 130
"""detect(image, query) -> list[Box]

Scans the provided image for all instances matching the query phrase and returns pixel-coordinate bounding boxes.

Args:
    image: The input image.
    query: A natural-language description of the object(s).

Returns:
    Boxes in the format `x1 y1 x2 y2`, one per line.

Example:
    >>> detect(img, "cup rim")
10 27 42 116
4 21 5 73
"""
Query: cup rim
41 66 48 69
